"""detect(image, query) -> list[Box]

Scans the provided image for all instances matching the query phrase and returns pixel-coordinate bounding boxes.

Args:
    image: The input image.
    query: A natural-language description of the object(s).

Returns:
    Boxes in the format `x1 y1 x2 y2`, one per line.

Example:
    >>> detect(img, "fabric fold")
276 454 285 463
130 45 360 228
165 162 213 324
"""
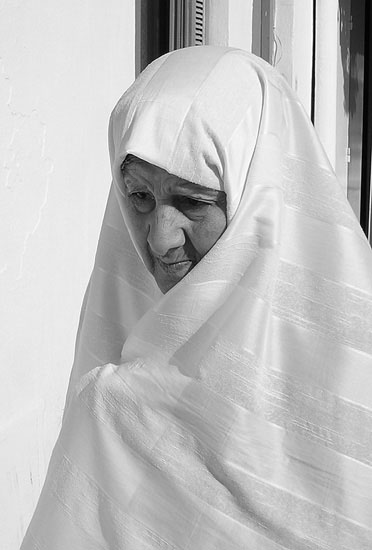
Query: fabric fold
22 46 372 549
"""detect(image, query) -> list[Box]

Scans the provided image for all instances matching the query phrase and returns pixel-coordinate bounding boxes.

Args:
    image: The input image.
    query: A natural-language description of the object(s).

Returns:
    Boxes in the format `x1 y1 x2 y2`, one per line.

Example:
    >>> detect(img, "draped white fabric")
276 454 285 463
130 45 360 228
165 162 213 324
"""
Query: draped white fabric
21 47 372 549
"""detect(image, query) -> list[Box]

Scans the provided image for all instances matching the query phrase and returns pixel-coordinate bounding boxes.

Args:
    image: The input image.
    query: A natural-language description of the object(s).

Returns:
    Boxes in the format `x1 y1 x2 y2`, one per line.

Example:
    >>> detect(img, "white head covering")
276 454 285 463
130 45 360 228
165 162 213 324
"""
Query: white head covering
22 47 372 549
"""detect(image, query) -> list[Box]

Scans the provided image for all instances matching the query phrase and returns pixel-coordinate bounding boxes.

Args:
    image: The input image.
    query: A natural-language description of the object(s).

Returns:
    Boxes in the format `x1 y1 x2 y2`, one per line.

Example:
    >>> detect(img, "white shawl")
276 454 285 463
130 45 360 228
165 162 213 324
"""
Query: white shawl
22 46 372 549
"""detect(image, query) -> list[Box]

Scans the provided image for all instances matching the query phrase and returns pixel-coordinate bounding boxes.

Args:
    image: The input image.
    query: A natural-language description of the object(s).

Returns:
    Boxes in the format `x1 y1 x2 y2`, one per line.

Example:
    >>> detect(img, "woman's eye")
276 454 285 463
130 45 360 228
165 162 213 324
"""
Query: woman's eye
129 192 155 213
178 196 209 210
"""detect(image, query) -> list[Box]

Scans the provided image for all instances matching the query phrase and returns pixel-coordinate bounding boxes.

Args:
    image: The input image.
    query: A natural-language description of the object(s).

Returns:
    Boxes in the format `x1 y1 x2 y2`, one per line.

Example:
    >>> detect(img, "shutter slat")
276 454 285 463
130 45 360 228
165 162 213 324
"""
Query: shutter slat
169 0 205 50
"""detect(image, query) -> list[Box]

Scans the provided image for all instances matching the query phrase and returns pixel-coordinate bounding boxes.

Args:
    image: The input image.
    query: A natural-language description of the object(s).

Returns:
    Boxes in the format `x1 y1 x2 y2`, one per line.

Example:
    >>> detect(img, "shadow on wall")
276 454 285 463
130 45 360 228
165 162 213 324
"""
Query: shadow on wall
339 0 365 116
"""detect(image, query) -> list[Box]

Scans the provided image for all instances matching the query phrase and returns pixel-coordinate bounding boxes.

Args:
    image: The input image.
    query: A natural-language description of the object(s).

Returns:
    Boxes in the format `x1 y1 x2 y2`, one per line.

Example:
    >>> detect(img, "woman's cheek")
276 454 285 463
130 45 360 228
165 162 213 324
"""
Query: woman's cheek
124 206 146 246
196 210 227 255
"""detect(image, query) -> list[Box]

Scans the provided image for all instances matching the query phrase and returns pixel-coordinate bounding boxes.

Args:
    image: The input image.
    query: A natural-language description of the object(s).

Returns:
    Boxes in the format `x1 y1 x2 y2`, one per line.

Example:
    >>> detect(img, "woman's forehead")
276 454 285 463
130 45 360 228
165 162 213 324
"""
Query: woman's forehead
122 156 222 198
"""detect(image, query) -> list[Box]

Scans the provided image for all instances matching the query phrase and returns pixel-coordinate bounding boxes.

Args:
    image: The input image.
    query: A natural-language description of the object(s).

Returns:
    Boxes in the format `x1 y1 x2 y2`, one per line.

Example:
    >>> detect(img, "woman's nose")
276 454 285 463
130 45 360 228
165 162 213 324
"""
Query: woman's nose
147 205 186 257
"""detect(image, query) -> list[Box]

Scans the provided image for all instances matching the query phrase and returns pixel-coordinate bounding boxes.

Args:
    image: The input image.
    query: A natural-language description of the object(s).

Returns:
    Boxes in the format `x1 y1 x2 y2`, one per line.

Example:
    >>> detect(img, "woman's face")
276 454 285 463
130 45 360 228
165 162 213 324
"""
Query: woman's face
121 157 227 293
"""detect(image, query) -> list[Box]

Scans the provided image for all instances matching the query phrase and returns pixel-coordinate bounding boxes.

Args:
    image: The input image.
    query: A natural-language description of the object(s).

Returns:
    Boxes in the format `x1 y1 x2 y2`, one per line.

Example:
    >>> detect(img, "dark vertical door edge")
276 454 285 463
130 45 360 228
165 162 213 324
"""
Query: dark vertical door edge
360 0 372 239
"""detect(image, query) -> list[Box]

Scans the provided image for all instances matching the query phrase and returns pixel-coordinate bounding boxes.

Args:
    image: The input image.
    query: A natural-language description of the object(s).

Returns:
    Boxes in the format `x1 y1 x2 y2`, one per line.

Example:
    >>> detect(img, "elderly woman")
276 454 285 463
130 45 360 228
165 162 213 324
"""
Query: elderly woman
21 46 372 549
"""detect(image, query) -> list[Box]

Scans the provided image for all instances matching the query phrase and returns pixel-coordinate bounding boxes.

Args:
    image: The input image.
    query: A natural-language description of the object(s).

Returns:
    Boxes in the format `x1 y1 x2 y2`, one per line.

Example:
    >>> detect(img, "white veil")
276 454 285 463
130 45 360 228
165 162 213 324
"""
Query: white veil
23 47 372 550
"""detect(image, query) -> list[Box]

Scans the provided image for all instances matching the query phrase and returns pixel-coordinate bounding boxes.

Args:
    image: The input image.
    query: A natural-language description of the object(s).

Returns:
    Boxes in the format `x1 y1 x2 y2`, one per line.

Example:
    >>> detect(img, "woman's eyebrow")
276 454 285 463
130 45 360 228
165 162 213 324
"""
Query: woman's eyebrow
122 180 149 194
177 182 225 198
121 170 149 189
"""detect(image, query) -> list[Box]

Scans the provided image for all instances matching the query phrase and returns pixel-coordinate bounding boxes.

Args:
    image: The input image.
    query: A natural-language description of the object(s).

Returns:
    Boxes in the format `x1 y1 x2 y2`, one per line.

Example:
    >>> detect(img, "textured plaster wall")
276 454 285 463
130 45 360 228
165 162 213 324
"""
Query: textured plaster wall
0 1 135 547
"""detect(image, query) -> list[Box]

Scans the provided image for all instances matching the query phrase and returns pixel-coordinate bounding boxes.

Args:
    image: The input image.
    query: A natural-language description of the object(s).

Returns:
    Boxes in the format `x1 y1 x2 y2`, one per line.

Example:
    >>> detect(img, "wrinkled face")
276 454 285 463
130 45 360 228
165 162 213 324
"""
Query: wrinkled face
121 156 227 293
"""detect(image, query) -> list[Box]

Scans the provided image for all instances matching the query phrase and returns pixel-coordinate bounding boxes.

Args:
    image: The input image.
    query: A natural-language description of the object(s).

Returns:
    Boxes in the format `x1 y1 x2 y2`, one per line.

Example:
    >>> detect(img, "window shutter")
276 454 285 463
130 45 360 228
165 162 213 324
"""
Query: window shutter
169 0 205 50
193 0 205 46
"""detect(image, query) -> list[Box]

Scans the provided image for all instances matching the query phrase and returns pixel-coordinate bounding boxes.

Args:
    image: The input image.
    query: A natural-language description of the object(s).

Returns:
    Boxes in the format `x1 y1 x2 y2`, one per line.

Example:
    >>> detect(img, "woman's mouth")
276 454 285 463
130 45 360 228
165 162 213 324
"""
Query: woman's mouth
156 259 194 277
149 252 197 292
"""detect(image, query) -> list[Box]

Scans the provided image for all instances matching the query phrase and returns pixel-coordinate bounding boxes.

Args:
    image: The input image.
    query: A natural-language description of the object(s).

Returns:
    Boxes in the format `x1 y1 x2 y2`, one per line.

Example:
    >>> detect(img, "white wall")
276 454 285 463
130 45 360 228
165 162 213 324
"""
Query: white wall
314 0 349 191
274 0 313 117
0 1 135 547
227 0 253 52
206 0 253 52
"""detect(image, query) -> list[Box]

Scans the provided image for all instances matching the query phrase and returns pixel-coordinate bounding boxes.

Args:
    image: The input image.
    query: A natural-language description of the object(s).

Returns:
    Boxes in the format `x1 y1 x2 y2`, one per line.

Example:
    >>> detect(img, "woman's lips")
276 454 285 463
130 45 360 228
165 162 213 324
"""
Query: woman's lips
156 258 194 278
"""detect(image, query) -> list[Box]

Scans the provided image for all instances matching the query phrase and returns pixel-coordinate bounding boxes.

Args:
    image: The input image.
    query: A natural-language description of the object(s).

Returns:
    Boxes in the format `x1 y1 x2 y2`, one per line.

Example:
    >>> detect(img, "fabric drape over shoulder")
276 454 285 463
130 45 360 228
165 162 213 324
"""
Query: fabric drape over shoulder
22 47 372 549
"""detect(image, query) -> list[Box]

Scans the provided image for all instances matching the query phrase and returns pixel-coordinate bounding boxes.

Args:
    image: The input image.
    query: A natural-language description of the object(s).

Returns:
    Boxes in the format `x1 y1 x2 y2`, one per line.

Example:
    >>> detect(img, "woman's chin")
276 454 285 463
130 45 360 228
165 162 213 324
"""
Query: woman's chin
154 259 194 293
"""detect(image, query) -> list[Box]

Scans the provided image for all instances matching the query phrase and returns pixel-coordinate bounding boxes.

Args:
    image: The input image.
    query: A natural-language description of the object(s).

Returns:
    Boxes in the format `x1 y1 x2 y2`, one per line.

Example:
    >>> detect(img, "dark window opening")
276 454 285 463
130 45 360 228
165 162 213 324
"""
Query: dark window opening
136 0 170 74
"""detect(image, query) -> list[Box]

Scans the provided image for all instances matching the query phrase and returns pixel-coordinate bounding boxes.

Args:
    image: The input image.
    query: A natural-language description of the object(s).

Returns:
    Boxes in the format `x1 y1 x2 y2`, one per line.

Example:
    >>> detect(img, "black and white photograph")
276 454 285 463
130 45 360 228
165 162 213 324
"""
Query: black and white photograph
2 1 372 548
